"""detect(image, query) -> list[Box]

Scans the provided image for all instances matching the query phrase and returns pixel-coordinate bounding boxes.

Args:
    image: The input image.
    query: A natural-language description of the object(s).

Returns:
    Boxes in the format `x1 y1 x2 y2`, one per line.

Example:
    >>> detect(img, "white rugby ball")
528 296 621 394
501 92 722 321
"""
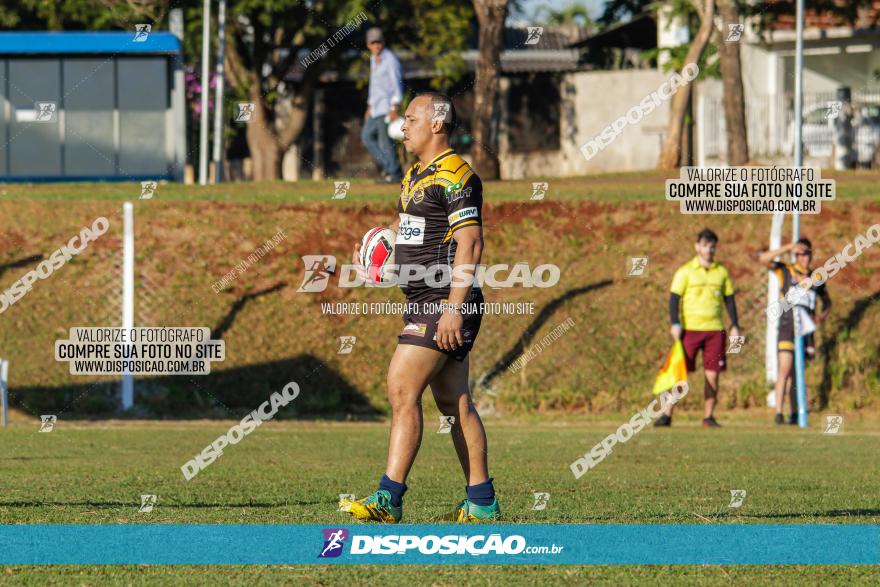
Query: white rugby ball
387 117 405 141
359 227 396 285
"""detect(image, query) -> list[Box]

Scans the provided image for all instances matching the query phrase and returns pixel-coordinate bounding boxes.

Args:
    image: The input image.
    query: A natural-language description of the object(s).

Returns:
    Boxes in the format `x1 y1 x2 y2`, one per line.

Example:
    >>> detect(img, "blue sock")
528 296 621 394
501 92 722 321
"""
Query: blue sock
465 477 495 506
378 474 406 507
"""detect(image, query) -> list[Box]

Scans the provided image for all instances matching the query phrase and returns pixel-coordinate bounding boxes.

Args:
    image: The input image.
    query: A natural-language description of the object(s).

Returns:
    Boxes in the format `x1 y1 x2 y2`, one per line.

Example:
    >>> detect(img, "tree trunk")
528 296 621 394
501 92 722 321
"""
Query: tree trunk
471 0 508 179
658 0 716 170
682 85 693 165
246 95 280 181
716 0 749 165
225 31 313 181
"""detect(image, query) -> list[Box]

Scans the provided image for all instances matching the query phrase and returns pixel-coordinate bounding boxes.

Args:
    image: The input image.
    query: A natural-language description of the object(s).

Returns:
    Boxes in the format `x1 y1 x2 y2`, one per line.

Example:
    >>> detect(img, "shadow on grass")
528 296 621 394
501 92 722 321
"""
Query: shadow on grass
476 279 614 390
211 282 286 340
12 353 382 421
545 508 880 522
0 254 43 279
0 499 323 508
818 288 880 409
10 281 383 420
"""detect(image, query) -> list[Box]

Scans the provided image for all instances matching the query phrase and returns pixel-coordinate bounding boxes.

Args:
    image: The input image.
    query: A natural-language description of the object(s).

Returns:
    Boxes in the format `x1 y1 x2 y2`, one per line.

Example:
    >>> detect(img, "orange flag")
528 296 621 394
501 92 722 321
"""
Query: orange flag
653 340 688 395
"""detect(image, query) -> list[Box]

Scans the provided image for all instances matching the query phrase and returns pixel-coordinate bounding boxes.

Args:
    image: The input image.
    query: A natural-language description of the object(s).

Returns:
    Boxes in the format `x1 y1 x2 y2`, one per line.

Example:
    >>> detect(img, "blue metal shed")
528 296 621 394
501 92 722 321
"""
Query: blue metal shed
0 31 186 182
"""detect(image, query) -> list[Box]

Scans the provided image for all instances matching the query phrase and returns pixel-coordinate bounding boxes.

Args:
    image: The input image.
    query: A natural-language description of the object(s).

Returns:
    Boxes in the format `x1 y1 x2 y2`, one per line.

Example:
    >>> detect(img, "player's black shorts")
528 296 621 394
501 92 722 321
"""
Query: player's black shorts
777 311 816 357
777 311 795 352
398 288 484 361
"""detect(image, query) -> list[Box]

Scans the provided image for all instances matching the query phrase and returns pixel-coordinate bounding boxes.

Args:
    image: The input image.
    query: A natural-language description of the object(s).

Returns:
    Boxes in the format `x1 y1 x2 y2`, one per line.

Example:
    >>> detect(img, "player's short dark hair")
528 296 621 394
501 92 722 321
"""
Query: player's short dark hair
416 91 456 134
796 238 812 252
696 228 719 244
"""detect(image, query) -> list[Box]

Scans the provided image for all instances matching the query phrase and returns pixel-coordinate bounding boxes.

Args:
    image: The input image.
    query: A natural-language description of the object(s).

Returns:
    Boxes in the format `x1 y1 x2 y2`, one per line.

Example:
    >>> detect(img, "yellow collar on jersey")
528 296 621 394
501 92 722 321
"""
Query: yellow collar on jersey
400 149 473 212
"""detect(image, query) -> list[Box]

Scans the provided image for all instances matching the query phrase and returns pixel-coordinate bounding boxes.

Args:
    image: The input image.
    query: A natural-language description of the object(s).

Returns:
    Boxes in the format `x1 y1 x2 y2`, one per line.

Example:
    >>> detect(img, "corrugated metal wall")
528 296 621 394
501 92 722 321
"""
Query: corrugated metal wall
0 56 171 180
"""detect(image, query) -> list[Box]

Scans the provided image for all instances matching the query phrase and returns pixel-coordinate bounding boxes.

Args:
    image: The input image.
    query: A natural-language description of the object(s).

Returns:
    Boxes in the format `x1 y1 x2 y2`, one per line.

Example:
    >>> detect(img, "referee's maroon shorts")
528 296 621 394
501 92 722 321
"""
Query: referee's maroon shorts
682 330 726 372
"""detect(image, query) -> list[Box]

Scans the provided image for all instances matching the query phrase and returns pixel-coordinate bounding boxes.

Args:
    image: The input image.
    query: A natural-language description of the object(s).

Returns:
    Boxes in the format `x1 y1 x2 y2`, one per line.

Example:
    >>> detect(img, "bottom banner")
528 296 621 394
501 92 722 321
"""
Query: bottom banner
1 524 877 565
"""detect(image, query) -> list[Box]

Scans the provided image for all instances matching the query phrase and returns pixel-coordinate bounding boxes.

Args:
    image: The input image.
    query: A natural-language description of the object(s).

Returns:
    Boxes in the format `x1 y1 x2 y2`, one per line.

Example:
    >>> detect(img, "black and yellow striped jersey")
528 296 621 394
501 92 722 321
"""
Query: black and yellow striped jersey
771 261 830 310
395 148 483 302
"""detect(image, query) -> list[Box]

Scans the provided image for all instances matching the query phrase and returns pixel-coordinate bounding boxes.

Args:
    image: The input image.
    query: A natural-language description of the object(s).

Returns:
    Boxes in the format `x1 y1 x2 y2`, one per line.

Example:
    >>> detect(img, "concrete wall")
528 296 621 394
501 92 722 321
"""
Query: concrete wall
499 69 672 178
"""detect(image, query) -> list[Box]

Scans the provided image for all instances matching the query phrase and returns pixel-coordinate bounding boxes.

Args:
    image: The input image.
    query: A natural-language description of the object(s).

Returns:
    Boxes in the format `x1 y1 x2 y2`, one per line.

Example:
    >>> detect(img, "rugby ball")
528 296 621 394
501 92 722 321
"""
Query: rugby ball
387 117 405 141
359 227 396 285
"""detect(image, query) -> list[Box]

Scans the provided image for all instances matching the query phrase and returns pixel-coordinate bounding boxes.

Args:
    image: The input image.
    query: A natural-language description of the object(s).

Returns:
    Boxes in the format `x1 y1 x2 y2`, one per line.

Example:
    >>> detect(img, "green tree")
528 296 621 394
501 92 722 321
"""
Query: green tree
535 2 593 28
1 0 473 181
471 0 508 180
658 0 716 169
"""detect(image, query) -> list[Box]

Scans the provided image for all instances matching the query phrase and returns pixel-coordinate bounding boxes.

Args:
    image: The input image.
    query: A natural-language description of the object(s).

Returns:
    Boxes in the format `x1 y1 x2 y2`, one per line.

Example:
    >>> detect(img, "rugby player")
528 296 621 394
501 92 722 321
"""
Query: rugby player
656 228 740 427
757 239 831 425
340 92 500 523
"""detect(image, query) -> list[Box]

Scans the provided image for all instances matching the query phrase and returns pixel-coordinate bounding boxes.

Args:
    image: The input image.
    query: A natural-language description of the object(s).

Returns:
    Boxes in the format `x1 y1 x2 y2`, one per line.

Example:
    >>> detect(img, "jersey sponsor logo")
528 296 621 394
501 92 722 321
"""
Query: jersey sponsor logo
446 186 471 204
398 214 425 245
448 207 479 225
444 181 463 195
401 323 427 337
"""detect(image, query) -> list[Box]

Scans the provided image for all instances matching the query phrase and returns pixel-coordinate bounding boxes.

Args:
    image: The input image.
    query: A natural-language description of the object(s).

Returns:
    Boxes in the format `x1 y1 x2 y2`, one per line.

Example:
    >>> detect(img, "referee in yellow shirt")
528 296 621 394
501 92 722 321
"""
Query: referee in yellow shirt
656 229 740 427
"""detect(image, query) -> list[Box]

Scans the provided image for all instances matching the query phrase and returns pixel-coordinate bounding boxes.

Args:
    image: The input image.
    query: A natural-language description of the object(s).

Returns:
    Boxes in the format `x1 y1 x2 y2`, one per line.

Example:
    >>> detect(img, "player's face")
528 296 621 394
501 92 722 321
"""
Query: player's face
694 238 716 263
794 243 812 267
401 96 435 155
368 40 383 56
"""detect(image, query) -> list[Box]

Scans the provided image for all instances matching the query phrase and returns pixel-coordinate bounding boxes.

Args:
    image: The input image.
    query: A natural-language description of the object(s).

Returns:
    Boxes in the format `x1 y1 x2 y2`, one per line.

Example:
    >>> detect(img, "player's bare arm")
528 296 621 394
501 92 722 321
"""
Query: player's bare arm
436 225 483 352
757 242 796 268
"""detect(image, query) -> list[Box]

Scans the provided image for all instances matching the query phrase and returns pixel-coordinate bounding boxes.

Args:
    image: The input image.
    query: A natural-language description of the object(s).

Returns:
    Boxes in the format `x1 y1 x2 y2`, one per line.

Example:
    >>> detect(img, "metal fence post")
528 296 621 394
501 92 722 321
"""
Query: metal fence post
1 359 9 427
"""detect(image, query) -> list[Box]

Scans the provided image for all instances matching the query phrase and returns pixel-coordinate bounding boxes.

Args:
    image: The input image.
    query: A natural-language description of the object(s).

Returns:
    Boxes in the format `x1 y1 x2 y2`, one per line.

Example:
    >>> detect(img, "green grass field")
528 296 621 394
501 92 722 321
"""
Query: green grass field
1 417 879 584
1 173 878 583
3 169 880 203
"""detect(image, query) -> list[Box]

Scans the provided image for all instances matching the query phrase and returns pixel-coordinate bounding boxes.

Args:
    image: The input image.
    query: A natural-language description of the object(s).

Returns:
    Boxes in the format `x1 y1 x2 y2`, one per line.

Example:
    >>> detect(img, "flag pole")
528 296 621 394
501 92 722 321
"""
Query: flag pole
792 0 808 428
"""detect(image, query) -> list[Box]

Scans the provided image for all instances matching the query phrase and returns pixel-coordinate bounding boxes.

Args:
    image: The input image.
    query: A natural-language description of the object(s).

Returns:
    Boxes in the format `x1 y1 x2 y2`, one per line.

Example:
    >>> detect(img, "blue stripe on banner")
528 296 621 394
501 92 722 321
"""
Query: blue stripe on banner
0 525 877 565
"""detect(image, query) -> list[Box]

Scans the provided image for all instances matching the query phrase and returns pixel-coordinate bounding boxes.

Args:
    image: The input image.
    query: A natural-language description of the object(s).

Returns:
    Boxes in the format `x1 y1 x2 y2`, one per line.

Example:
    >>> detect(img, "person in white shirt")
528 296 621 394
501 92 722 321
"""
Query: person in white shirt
362 27 404 183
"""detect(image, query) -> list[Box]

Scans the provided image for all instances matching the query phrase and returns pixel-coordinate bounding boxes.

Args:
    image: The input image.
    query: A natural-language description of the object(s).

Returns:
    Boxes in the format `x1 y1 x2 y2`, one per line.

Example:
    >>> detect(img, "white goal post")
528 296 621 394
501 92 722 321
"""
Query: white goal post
765 211 785 385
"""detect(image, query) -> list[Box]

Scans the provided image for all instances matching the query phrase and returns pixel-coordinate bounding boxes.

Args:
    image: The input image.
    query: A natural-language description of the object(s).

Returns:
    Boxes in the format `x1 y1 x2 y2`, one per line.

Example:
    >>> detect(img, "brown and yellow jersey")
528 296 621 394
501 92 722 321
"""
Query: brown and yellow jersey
395 148 483 302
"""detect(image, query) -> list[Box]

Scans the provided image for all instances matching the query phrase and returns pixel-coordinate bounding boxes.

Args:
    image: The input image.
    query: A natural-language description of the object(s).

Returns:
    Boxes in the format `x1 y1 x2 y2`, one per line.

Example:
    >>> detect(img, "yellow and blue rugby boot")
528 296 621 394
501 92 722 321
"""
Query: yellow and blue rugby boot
339 489 402 523
442 498 501 523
